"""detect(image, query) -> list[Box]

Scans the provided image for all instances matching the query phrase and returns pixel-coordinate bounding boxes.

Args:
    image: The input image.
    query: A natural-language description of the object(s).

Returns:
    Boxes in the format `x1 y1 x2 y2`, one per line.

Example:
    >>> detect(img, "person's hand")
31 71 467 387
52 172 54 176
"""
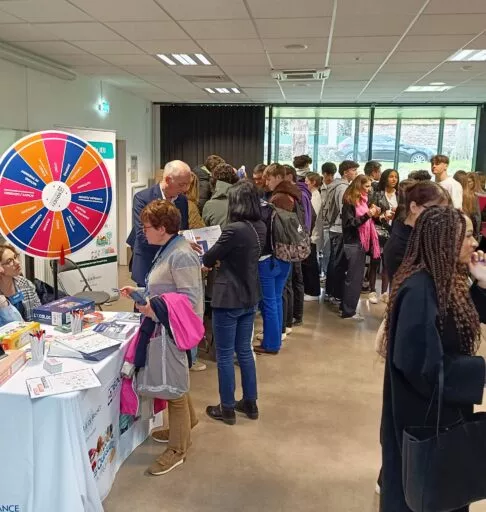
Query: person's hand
469 250 486 288
119 286 136 298
368 205 379 217
136 301 156 320
201 266 212 272
189 241 203 254
385 210 394 221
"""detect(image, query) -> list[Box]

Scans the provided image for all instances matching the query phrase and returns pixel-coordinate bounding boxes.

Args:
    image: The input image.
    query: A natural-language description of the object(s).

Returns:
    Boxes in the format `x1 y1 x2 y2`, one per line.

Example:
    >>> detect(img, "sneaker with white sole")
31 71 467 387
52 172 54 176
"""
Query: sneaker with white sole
285 327 292 335
381 292 389 304
255 333 264 342
375 483 381 495
281 333 287 341
342 313 364 321
190 360 207 372
368 292 379 304
329 297 341 305
148 449 185 476
304 294 320 302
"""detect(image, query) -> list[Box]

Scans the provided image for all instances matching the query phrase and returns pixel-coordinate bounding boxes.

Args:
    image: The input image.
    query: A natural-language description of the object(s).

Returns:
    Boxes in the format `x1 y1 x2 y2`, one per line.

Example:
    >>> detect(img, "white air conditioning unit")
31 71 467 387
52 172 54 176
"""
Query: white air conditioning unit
271 68 331 81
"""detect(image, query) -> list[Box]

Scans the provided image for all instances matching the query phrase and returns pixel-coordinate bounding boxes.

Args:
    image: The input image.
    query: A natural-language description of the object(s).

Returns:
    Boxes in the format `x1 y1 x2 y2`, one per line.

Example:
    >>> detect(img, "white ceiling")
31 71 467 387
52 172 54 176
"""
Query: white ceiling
0 0 485 104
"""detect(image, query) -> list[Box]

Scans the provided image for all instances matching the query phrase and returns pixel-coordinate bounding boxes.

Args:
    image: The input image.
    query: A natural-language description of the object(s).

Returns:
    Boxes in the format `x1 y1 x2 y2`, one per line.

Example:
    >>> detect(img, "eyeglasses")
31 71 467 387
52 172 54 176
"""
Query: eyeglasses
1 254 19 266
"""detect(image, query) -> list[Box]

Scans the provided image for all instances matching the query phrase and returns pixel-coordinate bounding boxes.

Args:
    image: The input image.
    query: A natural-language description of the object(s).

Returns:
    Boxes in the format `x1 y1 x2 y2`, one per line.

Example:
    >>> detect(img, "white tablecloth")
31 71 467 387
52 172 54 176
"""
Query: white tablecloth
0 314 161 512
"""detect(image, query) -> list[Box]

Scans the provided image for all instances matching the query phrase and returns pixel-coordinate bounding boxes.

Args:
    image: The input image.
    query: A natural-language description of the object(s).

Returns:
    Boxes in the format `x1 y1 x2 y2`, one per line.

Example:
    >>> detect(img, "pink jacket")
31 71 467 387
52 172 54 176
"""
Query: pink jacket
120 292 204 416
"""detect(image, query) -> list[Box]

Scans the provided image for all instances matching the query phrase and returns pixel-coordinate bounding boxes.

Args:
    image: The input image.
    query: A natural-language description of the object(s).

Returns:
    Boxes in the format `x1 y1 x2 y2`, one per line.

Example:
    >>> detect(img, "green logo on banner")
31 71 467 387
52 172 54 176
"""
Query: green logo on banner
89 141 114 159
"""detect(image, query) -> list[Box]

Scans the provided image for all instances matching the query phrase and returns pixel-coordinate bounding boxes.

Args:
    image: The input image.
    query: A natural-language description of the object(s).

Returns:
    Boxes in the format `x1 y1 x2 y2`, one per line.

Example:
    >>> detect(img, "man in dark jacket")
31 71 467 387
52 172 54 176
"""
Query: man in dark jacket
127 160 191 288
193 154 225 212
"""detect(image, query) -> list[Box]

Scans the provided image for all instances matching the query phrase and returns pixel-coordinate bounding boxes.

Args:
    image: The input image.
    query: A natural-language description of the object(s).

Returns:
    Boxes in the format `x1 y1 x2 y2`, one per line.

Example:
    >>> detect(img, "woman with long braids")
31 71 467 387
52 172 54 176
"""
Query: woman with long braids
379 206 486 511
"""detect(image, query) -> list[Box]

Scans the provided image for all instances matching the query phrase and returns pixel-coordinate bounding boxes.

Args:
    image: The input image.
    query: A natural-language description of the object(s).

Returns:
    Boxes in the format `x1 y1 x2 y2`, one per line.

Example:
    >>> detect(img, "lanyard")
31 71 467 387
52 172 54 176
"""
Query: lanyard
144 234 180 291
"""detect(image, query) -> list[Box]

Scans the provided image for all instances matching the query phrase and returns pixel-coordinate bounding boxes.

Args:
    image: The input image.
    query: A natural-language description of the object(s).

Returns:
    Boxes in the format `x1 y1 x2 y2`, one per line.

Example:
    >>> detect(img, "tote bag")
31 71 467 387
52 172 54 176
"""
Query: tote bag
136 325 189 400
402 361 486 512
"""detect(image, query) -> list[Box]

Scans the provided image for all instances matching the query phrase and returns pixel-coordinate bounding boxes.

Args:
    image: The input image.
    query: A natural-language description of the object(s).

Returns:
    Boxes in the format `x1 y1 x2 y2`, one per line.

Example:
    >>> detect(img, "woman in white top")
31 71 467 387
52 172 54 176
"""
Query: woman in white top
302 173 323 300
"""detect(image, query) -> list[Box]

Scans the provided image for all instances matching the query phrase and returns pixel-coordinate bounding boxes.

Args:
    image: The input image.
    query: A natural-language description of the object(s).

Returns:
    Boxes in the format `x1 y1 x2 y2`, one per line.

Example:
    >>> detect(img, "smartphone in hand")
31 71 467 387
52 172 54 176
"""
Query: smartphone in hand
129 291 147 306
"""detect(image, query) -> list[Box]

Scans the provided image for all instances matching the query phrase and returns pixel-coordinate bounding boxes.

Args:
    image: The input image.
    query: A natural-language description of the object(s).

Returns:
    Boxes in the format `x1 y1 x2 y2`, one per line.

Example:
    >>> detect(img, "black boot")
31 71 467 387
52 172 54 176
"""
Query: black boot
206 404 236 425
235 399 259 420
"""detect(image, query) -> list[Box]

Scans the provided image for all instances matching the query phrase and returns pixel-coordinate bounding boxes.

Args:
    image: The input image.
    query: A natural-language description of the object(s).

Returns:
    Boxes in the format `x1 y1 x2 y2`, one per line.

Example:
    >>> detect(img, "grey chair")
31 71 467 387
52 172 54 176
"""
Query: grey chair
50 258 111 310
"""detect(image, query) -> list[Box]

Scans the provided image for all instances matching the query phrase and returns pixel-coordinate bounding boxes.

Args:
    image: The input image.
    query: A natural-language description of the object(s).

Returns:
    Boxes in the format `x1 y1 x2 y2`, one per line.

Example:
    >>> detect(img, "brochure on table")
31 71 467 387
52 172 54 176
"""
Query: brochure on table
26 368 101 398
182 225 222 259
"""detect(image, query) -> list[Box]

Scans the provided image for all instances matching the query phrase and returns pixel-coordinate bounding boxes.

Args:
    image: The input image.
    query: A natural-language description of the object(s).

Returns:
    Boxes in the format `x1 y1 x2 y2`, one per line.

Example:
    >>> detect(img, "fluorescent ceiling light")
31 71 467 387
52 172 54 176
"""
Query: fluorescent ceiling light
231 88 241 93
429 82 445 86
405 85 454 92
449 49 486 61
173 54 195 65
216 88 230 93
195 53 211 65
157 54 176 65
204 88 215 93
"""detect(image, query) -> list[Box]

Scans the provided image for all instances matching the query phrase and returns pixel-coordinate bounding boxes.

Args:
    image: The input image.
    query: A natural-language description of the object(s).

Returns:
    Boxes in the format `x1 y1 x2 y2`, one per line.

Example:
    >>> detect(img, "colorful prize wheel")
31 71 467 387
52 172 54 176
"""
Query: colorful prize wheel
0 131 112 259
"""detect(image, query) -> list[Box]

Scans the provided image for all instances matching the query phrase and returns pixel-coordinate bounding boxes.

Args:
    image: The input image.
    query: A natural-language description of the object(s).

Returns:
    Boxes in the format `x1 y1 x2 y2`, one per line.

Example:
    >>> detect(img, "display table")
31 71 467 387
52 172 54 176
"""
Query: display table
0 313 161 512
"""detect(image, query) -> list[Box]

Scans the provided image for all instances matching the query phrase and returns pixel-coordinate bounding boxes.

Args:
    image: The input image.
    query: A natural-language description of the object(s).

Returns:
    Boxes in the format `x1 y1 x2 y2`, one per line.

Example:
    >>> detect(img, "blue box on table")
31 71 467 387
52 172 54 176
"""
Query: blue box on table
33 296 95 326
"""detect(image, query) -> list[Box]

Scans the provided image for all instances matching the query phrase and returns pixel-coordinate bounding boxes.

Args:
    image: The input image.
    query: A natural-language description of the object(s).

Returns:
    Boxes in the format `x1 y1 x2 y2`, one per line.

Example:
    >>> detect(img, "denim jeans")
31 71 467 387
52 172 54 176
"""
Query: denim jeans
258 257 291 352
212 306 258 409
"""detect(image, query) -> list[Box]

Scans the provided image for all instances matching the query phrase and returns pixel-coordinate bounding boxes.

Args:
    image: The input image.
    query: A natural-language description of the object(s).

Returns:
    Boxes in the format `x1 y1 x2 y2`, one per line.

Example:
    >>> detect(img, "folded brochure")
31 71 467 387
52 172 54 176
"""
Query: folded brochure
26 368 101 398
52 332 121 361
93 321 137 341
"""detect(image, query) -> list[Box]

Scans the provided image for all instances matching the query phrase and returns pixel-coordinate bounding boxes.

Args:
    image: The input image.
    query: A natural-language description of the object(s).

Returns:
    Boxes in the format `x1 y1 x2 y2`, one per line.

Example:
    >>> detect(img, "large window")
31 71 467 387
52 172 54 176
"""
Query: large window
265 105 479 178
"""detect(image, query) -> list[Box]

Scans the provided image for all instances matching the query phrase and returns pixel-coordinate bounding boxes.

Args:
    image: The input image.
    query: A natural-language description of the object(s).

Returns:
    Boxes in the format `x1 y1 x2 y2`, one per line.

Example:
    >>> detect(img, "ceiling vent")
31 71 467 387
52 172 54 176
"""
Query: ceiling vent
185 74 229 83
271 68 331 81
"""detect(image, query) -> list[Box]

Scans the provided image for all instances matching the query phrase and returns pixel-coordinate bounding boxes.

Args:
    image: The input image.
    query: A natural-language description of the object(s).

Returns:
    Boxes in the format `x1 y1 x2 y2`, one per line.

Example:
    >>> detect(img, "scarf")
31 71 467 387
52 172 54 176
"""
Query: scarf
355 193 380 259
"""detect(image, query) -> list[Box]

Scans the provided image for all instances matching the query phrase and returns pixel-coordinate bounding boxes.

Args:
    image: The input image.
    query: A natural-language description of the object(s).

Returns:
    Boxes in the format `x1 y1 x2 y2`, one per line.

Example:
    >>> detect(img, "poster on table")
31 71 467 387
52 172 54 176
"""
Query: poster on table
0 128 117 297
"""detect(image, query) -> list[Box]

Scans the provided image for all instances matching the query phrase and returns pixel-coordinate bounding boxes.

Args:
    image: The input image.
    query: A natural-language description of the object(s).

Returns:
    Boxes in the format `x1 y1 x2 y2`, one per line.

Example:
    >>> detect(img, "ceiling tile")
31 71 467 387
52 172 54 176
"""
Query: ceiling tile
212 53 268 66
262 38 328 53
120 64 173 74
332 36 398 53
426 0 486 14
48 53 107 66
135 40 201 54
0 0 91 22
330 52 388 65
41 22 122 41
199 39 263 54
409 14 486 36
247 0 333 18
180 19 257 40
70 0 169 21
334 15 412 37
71 40 144 55
101 54 160 65
0 10 23 23
380 62 436 73
12 41 86 55
388 51 451 63
269 53 325 68
231 75 278 87
223 65 271 76
244 88 284 100
146 92 181 102
73 64 127 75
0 23 60 41
107 21 189 40
399 35 477 51
255 18 331 38
339 0 424 15
175 65 224 76
156 0 249 20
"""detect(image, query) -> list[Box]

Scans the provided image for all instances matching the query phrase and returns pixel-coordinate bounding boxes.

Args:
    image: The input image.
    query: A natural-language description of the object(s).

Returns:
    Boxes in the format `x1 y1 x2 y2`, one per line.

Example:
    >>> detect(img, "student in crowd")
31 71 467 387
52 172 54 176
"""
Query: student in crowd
193 154 225 212
325 160 359 305
121 200 204 476
408 169 432 181
453 169 468 184
302 172 323 300
340 176 380 320
186 173 205 229
320 162 337 283
379 206 486 511
202 163 239 228
462 172 482 237
203 181 266 425
252 163 267 195
368 169 399 304
293 154 313 180
431 154 463 209
383 181 450 283
255 163 297 355
364 160 382 191
0 245 41 322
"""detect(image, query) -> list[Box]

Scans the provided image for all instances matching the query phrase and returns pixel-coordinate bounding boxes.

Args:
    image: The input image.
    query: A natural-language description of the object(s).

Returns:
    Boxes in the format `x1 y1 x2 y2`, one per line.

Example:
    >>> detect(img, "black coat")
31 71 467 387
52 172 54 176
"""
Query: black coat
341 203 371 246
380 270 486 512
202 220 267 309
382 220 412 283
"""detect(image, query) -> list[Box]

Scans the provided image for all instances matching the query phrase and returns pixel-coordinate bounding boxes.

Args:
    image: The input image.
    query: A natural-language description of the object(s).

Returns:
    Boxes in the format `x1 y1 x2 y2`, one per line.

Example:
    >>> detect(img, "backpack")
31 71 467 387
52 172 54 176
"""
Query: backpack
270 202 311 262
323 181 348 227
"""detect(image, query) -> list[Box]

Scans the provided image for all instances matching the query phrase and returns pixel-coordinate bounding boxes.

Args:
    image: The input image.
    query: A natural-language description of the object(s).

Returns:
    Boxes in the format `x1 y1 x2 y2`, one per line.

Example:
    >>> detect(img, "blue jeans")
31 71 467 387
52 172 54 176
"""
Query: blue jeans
212 307 258 409
258 258 291 352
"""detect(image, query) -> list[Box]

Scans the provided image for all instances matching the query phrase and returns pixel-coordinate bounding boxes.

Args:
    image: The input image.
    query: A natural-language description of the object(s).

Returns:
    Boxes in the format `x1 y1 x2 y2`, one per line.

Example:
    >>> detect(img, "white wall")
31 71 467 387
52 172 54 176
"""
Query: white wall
0 57 153 267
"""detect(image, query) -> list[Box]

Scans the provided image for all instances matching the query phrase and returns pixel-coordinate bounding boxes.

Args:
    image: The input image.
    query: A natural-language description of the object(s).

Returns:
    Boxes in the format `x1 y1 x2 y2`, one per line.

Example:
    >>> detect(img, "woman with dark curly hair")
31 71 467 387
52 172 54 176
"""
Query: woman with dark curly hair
379 206 486 511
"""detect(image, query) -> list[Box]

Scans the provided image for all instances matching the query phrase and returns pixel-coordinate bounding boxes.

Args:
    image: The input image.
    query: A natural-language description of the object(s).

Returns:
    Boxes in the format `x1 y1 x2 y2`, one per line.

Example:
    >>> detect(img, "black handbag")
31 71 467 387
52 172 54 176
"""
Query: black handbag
402 361 486 512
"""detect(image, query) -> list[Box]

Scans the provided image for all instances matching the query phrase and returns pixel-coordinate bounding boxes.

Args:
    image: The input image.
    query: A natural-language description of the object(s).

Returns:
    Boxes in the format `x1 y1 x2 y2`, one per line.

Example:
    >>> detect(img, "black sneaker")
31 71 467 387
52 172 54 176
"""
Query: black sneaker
235 399 259 420
206 404 236 425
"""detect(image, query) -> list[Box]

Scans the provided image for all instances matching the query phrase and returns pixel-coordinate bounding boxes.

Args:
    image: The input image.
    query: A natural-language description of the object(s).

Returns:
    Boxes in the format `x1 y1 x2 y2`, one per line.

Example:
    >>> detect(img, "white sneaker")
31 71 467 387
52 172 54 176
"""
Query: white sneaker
286 327 292 335
375 483 381 495
190 360 207 372
304 294 320 302
329 297 341 305
381 292 389 304
281 333 287 341
343 313 364 322
255 333 264 342
368 292 379 304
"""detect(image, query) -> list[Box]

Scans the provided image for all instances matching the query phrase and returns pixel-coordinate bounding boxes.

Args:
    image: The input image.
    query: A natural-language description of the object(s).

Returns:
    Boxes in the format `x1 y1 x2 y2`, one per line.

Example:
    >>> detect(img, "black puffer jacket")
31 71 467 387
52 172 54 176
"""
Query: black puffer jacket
193 165 212 212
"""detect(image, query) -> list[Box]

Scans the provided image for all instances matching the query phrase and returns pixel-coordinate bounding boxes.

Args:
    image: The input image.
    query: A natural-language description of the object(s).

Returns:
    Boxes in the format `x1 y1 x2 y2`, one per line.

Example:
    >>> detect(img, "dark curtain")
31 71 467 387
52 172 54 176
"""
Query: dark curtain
160 105 265 172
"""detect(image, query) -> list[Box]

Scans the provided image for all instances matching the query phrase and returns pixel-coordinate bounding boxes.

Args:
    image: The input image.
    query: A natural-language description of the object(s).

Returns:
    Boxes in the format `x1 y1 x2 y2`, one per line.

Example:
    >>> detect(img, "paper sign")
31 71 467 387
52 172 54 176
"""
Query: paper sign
26 368 101 398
